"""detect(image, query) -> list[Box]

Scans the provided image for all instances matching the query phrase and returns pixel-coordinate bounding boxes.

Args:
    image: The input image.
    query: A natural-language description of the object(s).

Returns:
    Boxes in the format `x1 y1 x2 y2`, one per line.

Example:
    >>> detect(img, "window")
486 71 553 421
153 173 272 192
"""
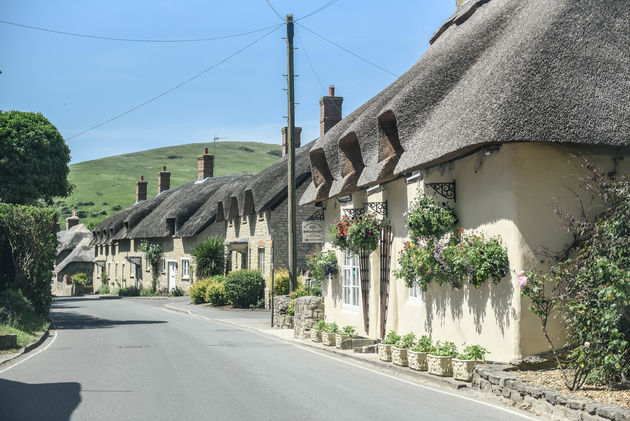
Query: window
130 262 134 277
107 262 111 278
115 262 118 280
182 259 190 279
122 263 126 281
342 252 359 308
146 258 150 272
409 283 422 299
258 247 265 275
161 258 166 273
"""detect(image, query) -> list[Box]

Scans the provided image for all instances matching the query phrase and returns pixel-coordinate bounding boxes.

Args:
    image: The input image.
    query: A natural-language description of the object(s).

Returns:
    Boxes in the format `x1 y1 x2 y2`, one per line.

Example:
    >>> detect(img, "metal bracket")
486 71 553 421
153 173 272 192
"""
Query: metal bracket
426 181 456 202
364 201 387 217
307 208 325 221
343 208 366 219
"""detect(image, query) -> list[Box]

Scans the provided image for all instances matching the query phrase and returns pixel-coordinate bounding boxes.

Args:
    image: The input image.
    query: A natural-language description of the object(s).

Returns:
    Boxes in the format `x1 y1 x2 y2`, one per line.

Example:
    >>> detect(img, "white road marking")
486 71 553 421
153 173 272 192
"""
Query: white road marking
0 330 58 375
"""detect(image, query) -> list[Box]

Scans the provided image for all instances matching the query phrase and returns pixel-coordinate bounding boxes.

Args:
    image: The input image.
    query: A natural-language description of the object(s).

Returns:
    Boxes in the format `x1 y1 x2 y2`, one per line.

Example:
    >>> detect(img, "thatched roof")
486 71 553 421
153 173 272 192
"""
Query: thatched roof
300 0 630 204
55 224 93 274
129 175 243 239
176 173 253 237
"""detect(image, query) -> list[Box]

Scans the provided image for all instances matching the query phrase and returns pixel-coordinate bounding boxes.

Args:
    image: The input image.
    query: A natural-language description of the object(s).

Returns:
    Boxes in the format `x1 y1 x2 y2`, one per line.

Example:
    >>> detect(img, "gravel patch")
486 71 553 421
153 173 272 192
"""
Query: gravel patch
513 368 630 408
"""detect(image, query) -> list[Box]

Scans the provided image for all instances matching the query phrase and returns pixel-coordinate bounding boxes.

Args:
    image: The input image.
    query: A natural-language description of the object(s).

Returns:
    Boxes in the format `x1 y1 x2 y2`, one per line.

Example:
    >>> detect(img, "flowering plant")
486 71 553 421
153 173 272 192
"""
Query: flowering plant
394 241 446 291
329 215 352 251
405 194 456 242
307 249 339 282
347 212 381 253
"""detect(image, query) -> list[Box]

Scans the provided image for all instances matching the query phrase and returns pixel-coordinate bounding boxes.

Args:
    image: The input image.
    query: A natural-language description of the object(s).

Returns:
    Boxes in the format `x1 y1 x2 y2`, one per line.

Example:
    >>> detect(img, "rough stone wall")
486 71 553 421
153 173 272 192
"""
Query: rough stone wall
273 295 293 329
293 296 324 339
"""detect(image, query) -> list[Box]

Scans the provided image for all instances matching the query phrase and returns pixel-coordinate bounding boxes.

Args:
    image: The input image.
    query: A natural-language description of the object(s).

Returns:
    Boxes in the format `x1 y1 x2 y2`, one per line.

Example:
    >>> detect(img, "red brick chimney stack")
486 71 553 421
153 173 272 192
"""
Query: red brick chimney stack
158 166 171 194
281 127 302 157
197 147 214 180
136 175 148 203
66 209 79 230
319 84 343 136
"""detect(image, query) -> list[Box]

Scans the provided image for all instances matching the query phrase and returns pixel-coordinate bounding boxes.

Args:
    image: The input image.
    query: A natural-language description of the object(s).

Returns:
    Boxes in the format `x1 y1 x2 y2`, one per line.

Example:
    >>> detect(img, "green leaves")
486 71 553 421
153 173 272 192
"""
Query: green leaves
191 235 225 278
405 195 455 242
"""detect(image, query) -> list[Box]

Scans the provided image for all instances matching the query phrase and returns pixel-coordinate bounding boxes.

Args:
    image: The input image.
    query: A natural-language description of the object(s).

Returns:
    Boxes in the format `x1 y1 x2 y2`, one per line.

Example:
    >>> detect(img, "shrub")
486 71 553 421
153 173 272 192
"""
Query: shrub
191 236 225 278
169 286 185 297
139 241 163 292
97 284 110 295
432 341 458 357
204 276 228 306
224 270 264 308
383 331 401 345
116 286 140 296
71 273 88 286
272 268 291 296
0 289 35 326
457 344 489 361
140 288 155 297
189 278 212 304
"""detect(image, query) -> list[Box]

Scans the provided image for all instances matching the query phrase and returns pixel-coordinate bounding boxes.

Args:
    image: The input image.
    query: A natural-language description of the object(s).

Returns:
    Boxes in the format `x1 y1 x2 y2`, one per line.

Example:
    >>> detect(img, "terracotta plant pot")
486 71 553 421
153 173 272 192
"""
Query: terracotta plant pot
391 347 408 367
310 329 322 342
322 332 336 346
378 343 393 362
452 359 485 381
427 354 453 377
407 350 428 371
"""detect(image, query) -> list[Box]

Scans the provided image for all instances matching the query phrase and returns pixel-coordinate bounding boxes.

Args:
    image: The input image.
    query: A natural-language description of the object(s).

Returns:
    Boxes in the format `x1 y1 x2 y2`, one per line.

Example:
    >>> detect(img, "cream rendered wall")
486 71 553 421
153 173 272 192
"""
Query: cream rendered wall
320 143 629 362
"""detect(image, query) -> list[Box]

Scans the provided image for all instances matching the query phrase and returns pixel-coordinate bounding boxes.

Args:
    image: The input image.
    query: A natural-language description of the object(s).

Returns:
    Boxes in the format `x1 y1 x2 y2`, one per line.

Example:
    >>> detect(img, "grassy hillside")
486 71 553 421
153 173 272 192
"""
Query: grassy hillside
54 142 282 229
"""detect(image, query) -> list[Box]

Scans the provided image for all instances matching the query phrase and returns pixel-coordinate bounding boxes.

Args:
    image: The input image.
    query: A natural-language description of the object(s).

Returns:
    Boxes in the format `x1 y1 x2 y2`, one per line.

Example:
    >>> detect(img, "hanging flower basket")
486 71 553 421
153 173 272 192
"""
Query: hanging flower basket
329 215 353 251
307 249 339 282
347 213 381 253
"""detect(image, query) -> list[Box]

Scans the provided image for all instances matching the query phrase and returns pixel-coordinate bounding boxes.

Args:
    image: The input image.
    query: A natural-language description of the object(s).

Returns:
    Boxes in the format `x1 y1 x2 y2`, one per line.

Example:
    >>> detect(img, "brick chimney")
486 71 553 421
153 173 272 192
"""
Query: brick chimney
66 210 79 230
158 166 170 194
319 85 343 136
136 175 148 203
281 127 302 157
197 147 214 180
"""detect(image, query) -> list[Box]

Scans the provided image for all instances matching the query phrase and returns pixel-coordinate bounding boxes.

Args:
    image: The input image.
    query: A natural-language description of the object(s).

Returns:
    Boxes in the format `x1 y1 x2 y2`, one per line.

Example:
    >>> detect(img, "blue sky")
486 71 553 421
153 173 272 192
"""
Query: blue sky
1 1 454 164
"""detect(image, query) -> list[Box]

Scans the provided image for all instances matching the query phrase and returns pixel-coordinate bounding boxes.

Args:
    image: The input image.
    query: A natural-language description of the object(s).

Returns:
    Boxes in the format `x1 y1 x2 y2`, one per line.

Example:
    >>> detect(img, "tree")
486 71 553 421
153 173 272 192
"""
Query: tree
191 236 225 278
140 241 163 292
0 111 73 204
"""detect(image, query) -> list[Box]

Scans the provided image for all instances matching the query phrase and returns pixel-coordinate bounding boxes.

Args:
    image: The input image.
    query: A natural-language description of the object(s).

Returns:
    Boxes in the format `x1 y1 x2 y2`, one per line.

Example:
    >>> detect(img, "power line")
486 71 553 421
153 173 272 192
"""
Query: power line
264 0 284 21
296 0 340 21
66 23 284 140
295 29 326 93
296 22 399 78
0 19 281 43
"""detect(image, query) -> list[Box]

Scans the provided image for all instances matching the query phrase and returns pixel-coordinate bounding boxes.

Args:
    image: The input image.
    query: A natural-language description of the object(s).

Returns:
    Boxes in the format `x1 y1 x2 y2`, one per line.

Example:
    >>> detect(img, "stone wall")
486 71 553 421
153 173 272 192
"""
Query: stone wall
273 295 293 329
293 296 324 339
472 364 630 421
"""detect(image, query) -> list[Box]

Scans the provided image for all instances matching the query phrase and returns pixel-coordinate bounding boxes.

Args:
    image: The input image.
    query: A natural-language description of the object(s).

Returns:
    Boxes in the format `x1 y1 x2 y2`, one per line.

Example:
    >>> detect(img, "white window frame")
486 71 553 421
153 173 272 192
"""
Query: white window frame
257 247 265 275
115 262 118 280
107 262 111 277
130 262 134 278
122 263 126 281
409 283 422 299
181 258 190 279
146 257 150 272
161 258 166 273
341 252 360 309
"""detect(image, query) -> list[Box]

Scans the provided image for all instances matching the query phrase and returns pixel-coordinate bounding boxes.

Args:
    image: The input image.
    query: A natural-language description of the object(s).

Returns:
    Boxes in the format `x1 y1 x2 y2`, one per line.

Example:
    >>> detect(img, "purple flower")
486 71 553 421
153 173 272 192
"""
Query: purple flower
517 270 528 287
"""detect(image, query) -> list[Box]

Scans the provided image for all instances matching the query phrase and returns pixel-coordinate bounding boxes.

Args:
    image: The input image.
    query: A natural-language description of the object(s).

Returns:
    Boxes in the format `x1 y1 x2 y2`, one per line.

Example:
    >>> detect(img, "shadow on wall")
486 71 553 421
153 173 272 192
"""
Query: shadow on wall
51 311 167 330
423 272 514 337
0 378 81 421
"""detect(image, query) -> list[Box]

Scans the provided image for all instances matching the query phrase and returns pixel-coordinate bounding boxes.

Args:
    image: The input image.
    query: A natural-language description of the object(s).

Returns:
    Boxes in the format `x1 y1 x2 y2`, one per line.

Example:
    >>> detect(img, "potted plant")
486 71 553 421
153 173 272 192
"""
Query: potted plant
322 322 339 346
336 326 356 350
307 249 339 282
427 341 458 377
391 333 415 367
329 216 353 251
452 344 488 381
408 335 433 371
311 320 326 342
347 213 382 253
378 331 400 362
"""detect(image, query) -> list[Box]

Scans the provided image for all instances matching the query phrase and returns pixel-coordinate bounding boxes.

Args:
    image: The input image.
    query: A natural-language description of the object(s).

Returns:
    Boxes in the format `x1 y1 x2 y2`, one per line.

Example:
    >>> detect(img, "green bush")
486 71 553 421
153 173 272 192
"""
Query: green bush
411 335 433 353
432 341 458 357
396 333 416 349
191 236 225 278
189 279 212 304
383 331 401 345
140 288 155 297
204 276 228 306
169 286 185 297
117 286 140 296
0 289 35 326
272 268 290 296
457 344 489 361
71 273 88 286
224 270 264 308
97 284 110 295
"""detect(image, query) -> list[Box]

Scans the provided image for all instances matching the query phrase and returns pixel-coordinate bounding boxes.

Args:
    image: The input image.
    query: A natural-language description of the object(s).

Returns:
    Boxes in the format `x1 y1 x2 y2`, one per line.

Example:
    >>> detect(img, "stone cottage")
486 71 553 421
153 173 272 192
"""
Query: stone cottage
299 0 630 362
52 211 94 296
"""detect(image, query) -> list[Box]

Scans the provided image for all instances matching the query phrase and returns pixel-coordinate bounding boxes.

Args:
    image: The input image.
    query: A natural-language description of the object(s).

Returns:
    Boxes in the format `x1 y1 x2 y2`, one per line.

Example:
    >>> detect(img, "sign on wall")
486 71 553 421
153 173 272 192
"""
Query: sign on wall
302 221 324 243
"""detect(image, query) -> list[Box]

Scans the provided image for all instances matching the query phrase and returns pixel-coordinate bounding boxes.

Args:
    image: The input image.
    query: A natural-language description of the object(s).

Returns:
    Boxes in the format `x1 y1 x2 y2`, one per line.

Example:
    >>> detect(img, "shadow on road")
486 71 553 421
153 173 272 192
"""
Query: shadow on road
52 311 167 330
0 378 81 421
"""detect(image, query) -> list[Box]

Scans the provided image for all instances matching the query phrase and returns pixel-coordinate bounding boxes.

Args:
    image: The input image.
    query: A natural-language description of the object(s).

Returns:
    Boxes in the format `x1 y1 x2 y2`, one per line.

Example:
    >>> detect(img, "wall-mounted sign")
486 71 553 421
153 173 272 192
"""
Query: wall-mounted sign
302 221 324 243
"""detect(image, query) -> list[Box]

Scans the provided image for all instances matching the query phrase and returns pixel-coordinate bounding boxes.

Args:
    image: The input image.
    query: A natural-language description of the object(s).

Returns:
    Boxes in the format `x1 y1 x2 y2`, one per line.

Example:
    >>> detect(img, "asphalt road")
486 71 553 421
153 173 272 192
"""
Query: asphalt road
0 297 539 421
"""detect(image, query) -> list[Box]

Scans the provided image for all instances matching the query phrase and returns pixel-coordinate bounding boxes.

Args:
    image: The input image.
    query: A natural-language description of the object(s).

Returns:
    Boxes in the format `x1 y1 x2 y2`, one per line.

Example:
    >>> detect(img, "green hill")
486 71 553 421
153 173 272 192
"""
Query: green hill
54 141 282 229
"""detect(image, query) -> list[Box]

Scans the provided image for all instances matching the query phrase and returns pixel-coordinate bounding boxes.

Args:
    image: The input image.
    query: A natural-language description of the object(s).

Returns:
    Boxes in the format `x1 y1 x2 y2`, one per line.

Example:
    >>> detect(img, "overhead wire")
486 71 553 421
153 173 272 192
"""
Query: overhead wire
0 19 281 43
296 0 340 21
264 0 284 22
66 23 284 140
296 22 399 78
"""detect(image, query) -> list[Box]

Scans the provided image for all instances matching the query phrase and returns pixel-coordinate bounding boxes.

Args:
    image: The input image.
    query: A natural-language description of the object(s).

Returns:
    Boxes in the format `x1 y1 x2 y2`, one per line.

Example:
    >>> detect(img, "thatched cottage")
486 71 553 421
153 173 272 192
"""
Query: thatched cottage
299 0 630 362
52 211 94 296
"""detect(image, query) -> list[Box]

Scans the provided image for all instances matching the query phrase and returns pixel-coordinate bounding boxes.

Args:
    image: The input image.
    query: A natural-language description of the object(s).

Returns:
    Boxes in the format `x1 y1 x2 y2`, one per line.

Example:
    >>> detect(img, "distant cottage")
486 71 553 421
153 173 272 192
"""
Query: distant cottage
52 211 94 296
299 0 630 362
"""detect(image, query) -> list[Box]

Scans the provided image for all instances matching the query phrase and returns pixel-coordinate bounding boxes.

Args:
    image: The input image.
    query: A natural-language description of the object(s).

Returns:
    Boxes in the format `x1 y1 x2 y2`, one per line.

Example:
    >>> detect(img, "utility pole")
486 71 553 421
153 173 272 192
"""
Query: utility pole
286 14 297 293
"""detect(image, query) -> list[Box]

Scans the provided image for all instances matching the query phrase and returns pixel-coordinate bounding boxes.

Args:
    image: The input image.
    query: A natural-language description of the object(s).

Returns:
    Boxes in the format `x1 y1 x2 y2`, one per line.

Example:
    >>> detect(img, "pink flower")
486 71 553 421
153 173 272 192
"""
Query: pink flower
584 341 590 349
517 270 528 287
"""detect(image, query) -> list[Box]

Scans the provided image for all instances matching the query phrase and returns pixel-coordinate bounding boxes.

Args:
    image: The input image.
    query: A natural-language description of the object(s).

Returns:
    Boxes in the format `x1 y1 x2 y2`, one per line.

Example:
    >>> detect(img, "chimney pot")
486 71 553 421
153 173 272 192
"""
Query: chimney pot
204 147 208 154
65 209 79 230
319 84 343 136
162 165 166 171
140 175 144 181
